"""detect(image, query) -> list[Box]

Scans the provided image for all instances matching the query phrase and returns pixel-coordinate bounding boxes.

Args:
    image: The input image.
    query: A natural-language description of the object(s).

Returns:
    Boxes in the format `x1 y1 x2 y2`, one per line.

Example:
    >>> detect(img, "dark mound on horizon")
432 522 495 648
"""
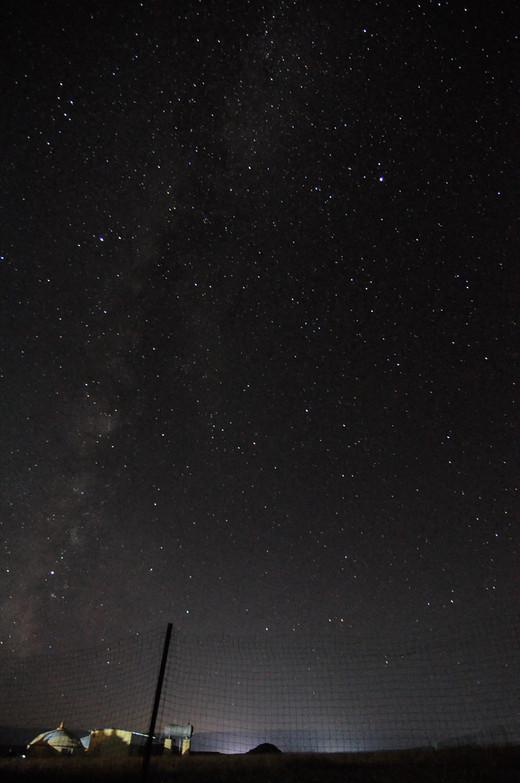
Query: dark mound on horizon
246 742 282 754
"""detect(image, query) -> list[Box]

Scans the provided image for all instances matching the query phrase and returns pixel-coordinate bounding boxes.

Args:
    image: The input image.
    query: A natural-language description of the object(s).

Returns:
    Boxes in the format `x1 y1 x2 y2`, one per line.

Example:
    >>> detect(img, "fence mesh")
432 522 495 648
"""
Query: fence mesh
1 615 518 755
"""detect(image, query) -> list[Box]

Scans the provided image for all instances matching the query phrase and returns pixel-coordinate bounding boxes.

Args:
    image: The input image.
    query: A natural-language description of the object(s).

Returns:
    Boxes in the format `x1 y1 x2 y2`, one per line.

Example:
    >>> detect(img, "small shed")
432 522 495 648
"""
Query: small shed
27 722 85 757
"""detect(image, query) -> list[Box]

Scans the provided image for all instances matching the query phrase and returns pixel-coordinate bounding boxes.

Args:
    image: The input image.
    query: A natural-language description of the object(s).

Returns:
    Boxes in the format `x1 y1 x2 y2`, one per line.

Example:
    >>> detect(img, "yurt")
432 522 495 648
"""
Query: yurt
27 722 85 756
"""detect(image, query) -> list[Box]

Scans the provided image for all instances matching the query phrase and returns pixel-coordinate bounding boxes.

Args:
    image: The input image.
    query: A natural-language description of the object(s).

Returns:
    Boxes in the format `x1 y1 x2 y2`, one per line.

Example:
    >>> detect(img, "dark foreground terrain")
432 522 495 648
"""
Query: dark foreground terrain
1 746 519 782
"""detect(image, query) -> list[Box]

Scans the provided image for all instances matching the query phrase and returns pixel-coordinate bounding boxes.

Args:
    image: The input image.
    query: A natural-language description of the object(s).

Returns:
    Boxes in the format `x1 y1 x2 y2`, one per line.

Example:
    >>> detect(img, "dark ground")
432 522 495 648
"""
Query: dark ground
1 746 520 782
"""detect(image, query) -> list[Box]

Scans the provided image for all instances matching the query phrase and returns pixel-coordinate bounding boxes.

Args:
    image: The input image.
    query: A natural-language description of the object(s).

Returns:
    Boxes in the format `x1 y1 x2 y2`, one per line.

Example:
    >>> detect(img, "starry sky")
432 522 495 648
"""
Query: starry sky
1 0 518 656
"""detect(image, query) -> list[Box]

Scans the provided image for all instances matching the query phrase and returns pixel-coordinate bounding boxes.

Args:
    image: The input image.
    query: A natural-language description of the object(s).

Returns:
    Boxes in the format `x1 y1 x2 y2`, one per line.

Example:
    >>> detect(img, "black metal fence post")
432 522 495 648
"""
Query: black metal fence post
142 622 173 780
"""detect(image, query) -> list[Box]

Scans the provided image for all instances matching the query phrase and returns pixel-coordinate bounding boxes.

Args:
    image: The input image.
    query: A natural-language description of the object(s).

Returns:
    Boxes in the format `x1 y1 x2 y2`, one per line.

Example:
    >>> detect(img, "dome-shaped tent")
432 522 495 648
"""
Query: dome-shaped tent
27 722 85 756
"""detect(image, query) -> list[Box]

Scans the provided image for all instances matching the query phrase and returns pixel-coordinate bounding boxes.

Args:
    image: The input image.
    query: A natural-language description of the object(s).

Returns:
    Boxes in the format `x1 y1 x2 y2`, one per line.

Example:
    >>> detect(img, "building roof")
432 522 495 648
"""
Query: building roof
28 722 84 752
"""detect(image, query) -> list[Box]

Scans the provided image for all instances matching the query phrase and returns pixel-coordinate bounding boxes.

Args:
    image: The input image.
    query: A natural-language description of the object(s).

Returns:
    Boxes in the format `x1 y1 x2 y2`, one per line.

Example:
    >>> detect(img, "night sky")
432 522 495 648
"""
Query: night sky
1 0 518 657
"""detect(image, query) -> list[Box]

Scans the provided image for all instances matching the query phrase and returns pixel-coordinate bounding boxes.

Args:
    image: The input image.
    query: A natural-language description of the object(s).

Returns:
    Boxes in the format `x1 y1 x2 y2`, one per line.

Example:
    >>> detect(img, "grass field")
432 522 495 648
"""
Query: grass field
1 746 519 782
